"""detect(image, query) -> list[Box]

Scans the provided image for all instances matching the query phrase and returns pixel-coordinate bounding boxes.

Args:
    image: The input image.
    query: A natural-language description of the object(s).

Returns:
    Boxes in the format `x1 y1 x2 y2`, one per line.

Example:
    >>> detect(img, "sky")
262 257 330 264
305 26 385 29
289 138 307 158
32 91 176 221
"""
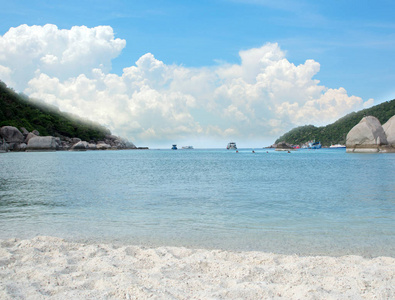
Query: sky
0 0 394 148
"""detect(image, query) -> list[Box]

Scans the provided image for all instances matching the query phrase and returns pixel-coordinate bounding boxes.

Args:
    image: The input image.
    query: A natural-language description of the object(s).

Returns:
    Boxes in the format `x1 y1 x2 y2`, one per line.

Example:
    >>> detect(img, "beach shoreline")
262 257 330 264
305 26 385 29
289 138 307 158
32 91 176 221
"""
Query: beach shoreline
1 236 394 299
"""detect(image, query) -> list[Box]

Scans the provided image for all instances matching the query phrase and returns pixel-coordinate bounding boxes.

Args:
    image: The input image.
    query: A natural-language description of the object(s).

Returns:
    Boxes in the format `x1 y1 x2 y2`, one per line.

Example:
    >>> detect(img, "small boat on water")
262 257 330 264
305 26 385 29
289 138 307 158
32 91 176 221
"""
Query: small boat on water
171 144 177 150
181 146 194 149
227 142 237 150
330 144 346 148
308 141 322 149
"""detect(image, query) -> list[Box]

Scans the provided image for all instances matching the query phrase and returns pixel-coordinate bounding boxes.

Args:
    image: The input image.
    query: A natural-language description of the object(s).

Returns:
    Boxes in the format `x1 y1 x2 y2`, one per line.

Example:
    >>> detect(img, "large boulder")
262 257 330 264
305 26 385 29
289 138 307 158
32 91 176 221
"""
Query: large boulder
24 132 37 144
383 115 395 146
346 116 388 153
20 127 29 136
87 143 97 150
71 138 81 145
0 126 24 143
71 141 88 151
97 142 111 150
26 136 57 152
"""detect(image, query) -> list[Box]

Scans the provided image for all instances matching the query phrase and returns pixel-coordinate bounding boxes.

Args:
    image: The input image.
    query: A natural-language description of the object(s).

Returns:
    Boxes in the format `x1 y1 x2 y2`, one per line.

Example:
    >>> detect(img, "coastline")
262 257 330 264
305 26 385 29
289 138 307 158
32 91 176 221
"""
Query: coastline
1 236 394 299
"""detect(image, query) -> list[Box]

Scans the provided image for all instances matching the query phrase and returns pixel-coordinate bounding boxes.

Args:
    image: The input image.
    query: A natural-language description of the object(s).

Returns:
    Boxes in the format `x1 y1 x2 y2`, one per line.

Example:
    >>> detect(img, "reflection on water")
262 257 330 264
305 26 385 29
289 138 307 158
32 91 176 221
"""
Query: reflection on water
0 149 394 257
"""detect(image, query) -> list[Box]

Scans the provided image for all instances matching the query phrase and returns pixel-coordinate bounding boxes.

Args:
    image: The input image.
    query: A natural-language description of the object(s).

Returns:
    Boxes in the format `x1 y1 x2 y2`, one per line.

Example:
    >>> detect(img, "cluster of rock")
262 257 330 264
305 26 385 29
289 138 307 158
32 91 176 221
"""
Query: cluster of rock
0 126 138 152
275 142 295 151
346 115 395 153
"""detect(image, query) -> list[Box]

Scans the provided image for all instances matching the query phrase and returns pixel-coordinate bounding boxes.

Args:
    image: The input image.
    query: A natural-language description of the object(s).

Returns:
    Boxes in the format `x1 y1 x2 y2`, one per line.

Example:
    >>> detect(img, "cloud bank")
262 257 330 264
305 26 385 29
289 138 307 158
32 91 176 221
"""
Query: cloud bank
0 24 373 147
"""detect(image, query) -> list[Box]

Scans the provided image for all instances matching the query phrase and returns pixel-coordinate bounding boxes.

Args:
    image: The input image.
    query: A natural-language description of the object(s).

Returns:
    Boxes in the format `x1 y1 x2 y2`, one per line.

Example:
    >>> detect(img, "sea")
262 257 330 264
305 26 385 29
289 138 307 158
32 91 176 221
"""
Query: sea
0 148 394 257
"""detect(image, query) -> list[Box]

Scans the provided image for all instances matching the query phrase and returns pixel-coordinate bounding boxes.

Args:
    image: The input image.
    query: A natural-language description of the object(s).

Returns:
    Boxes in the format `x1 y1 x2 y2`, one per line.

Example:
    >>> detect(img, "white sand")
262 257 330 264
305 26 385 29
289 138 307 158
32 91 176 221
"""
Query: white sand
0 236 394 299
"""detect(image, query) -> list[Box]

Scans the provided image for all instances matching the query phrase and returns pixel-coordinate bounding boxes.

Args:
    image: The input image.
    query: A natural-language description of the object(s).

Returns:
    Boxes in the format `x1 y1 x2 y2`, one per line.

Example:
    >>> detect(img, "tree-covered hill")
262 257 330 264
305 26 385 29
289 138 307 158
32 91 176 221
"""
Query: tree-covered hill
275 99 395 146
0 81 111 141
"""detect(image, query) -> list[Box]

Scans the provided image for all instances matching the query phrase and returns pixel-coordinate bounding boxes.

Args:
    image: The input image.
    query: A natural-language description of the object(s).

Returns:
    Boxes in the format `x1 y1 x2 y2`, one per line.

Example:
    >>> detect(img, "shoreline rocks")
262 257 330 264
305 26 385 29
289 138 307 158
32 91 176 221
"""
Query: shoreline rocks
346 115 395 153
26 136 57 152
0 125 143 152
275 142 295 151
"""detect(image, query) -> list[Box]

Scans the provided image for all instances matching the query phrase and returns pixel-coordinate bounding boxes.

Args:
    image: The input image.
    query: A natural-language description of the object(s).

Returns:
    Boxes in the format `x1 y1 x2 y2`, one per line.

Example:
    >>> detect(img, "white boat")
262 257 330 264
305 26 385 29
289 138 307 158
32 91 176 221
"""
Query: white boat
181 146 194 149
227 142 237 150
330 144 346 148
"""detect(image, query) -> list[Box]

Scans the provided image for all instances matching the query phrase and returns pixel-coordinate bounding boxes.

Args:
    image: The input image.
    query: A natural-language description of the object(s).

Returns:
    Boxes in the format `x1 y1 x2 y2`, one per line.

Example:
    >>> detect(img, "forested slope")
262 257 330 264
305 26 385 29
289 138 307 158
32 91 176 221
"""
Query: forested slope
275 99 395 146
0 81 110 141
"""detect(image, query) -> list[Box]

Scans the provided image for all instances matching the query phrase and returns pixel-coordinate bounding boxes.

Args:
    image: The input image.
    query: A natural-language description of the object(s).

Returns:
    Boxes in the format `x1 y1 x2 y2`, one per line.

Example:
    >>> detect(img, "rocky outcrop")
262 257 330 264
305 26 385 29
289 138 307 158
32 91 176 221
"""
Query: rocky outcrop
87 143 97 150
0 125 142 152
0 126 24 143
346 116 395 153
103 135 137 149
24 132 38 144
97 142 111 150
71 141 88 151
275 142 295 151
383 115 395 146
26 136 57 152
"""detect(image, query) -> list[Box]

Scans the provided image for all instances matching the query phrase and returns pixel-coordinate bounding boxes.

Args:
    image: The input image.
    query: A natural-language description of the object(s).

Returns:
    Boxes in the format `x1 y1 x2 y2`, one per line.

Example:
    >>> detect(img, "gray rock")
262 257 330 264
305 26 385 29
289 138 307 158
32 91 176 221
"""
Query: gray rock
383 115 395 146
346 116 388 153
13 143 27 152
275 142 295 151
20 127 29 135
0 126 24 143
71 138 81 145
26 136 57 152
87 143 97 150
97 142 111 150
32 130 40 136
71 141 88 151
25 132 37 144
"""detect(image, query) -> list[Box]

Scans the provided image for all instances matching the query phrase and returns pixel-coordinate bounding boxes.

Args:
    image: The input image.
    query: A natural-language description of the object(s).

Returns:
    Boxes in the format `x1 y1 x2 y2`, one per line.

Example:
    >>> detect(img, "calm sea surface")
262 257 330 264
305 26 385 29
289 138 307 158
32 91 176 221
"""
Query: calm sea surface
0 149 394 257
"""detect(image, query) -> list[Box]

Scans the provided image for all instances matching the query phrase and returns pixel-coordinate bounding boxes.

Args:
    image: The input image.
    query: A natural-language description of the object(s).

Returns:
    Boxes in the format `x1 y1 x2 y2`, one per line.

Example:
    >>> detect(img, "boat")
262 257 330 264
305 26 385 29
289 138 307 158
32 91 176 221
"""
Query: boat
330 144 346 148
227 142 237 150
171 144 177 150
308 141 322 149
181 146 194 149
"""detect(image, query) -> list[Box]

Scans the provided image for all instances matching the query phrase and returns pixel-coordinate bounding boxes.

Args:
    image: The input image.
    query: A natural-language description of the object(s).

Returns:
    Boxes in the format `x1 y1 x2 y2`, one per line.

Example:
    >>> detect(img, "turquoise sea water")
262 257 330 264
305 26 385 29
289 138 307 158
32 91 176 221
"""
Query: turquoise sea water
0 149 394 257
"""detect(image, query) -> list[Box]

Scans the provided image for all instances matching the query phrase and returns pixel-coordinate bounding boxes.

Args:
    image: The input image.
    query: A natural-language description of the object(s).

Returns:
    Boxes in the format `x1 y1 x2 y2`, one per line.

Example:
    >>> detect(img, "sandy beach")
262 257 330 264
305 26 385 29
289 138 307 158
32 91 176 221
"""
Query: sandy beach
0 236 393 299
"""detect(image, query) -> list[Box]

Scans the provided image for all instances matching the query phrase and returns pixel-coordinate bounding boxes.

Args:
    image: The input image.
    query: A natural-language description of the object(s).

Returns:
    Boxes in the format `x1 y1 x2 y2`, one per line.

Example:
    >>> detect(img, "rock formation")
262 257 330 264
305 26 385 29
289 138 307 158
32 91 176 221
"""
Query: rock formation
1 125 142 152
346 116 395 153
383 115 395 146
71 141 88 151
0 126 24 143
26 136 58 152
275 142 295 151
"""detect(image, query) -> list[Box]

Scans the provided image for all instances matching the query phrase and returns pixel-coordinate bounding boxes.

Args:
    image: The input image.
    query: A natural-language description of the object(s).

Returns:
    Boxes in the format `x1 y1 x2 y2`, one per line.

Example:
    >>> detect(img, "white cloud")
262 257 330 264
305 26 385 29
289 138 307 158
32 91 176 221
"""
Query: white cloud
0 24 125 90
0 24 373 147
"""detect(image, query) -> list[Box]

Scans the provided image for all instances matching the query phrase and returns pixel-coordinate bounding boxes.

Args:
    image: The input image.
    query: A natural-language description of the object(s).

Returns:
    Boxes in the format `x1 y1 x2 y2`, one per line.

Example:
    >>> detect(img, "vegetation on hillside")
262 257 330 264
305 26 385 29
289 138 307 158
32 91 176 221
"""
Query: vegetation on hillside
275 99 395 146
0 81 111 141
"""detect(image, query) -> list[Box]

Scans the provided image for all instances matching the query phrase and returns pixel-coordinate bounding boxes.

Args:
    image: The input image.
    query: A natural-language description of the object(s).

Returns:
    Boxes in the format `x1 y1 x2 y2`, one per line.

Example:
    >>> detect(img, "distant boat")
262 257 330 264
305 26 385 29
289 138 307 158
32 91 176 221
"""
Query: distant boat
181 146 194 149
330 144 346 148
308 141 322 149
171 144 177 150
227 142 237 150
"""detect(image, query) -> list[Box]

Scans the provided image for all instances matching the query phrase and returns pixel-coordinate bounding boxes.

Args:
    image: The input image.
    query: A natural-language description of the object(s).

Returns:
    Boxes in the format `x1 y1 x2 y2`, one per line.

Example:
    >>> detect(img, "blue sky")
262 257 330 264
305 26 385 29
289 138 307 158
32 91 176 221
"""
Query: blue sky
0 0 394 147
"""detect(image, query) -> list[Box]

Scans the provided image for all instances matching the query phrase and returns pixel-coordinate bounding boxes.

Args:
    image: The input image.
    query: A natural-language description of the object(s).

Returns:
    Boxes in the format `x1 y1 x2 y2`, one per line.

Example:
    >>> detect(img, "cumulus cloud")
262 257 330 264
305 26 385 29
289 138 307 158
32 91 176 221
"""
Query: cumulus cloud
0 24 125 90
0 24 373 147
